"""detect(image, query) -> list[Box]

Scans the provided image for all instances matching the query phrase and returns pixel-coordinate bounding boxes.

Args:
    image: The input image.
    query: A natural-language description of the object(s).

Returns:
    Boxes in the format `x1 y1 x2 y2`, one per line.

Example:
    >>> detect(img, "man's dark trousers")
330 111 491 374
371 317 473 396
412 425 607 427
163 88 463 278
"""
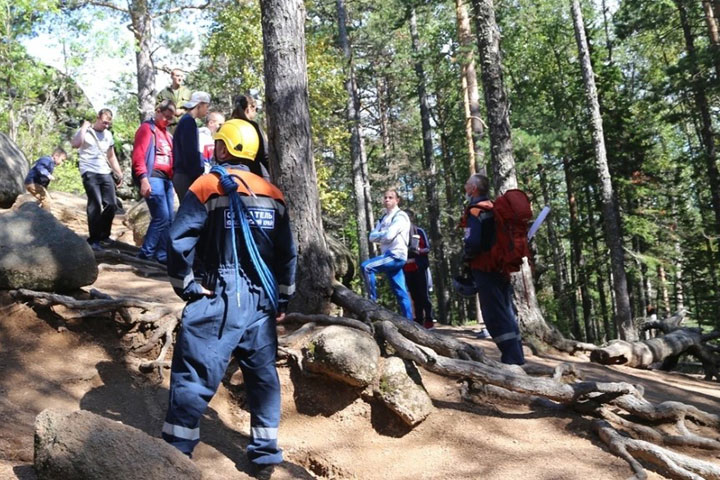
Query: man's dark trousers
471 270 525 365
82 172 117 244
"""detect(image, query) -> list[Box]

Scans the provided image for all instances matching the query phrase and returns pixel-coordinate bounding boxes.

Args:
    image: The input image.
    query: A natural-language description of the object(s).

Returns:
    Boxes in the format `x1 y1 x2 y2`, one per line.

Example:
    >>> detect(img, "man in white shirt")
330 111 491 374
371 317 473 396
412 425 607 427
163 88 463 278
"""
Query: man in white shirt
70 109 123 250
361 190 413 320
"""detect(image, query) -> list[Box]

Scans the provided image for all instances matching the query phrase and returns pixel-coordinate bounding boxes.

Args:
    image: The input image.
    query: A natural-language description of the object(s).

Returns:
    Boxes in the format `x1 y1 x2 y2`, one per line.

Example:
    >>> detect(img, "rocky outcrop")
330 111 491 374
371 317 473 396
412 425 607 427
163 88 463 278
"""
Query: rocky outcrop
0 133 29 208
0 202 97 291
303 325 380 387
376 356 433 426
124 200 151 246
34 409 202 480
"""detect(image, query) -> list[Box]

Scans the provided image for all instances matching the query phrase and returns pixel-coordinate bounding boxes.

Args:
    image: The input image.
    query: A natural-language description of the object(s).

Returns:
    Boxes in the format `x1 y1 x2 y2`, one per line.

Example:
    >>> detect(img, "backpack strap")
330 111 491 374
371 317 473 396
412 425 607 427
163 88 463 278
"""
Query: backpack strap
145 120 157 176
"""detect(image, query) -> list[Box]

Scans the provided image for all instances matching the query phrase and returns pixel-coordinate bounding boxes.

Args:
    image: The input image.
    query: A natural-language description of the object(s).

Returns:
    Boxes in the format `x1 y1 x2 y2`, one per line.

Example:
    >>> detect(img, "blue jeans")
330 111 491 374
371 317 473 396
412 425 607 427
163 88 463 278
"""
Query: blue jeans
140 177 174 262
361 253 413 320
472 270 525 365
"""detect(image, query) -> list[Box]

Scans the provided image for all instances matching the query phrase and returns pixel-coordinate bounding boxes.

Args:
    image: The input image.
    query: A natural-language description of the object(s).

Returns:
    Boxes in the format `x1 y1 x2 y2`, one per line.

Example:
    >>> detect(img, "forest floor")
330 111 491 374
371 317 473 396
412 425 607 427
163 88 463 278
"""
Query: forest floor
1 193 719 480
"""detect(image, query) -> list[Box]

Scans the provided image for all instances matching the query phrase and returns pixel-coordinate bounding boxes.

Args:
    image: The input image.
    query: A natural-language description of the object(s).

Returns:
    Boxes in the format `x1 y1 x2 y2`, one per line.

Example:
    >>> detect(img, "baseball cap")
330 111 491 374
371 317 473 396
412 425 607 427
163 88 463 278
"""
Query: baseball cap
183 91 211 109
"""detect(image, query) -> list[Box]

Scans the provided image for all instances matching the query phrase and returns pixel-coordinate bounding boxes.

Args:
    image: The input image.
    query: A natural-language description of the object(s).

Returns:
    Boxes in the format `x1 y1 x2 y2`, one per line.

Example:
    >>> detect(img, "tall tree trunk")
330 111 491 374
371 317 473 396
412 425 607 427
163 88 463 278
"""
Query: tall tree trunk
538 163 572 328
409 8 448 323
260 0 334 314
658 264 671 317
438 112 458 323
702 0 720 80
129 0 155 122
376 76 391 161
673 239 685 313
455 0 485 174
570 0 635 340
562 156 584 340
336 0 371 268
471 0 551 339
677 0 720 243
471 0 516 191
600 0 613 63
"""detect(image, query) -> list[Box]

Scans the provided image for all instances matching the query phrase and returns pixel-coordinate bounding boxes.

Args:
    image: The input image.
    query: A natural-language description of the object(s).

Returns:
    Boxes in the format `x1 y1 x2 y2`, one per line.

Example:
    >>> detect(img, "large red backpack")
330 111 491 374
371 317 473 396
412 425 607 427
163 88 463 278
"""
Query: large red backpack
467 189 533 275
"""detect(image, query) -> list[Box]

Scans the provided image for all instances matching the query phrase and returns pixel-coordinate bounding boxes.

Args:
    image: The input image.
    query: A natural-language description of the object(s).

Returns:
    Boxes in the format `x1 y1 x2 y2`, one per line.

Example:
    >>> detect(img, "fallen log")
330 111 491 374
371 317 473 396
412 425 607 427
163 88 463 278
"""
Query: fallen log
590 327 718 371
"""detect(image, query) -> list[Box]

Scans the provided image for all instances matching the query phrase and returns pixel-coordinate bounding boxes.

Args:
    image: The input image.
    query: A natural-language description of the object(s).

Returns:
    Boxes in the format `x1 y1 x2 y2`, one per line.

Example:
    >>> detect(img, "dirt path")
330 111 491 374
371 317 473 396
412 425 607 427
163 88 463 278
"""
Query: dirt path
1 196 719 479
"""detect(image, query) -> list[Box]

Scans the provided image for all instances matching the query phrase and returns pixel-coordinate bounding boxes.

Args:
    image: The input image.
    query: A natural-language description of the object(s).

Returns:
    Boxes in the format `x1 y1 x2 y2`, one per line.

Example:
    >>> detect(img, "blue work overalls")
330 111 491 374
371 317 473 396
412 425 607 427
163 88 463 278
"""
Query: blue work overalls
163 164 297 467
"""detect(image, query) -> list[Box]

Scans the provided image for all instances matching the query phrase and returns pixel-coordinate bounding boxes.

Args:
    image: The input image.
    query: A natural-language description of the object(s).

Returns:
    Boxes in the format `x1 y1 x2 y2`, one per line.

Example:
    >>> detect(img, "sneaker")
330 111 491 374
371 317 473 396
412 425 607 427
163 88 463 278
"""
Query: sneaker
423 320 434 329
251 464 275 480
98 238 114 248
89 242 103 252
476 328 490 339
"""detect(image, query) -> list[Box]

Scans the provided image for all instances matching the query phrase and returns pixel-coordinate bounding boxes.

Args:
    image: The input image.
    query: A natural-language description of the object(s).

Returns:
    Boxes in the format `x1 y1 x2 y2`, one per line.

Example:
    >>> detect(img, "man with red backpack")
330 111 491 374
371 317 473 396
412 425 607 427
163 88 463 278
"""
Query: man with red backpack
131 99 176 264
461 173 525 365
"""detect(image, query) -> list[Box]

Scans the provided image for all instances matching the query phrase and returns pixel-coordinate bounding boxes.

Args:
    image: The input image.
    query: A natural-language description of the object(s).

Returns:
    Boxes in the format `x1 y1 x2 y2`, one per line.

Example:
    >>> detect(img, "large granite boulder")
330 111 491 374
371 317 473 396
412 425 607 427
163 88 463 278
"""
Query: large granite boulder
303 325 381 387
376 356 433 426
0 133 29 208
0 202 97 291
34 409 202 480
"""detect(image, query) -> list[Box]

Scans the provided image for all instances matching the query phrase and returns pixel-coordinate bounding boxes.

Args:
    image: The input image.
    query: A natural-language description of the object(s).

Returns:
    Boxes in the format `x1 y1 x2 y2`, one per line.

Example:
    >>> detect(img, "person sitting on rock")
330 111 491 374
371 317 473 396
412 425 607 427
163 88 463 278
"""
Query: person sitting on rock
24 147 66 210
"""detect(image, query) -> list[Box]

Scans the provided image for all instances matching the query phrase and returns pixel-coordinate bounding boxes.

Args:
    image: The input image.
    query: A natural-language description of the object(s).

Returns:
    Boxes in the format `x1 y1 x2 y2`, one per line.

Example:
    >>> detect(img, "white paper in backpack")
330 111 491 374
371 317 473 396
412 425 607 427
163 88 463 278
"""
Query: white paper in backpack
527 206 551 240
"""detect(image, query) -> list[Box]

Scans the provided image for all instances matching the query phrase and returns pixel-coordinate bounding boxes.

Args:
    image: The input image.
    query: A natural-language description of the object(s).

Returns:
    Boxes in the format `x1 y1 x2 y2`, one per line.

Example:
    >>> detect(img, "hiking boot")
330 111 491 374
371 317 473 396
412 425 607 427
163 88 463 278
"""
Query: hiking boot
476 328 490 339
89 242 103 252
251 464 275 480
423 320 434 329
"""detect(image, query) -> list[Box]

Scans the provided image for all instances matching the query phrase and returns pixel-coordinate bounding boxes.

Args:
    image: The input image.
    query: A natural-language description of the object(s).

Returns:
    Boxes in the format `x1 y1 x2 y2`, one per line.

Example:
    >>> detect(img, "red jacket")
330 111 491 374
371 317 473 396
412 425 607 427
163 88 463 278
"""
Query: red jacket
132 120 174 180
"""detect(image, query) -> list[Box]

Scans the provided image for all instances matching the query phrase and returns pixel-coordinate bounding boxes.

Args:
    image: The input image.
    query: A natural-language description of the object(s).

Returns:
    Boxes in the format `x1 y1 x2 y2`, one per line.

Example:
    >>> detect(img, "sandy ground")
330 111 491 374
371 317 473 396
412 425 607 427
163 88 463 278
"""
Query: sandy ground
1 194 719 479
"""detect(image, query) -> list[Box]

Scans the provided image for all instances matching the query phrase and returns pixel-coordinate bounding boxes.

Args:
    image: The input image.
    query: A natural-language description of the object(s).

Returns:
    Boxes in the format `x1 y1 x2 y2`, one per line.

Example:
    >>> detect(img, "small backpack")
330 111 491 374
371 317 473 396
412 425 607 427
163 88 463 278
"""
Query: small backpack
465 189 533 275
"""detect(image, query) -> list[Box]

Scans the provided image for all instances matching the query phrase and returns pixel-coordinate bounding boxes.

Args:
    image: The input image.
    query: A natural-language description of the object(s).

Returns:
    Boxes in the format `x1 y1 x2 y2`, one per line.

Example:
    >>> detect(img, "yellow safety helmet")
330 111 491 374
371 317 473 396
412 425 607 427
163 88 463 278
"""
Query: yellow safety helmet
213 118 259 161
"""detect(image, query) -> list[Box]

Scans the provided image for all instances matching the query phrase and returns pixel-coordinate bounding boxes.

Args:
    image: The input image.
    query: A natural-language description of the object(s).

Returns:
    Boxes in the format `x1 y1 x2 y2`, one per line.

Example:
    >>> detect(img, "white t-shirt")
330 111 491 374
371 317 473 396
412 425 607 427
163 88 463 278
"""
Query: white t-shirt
78 128 114 175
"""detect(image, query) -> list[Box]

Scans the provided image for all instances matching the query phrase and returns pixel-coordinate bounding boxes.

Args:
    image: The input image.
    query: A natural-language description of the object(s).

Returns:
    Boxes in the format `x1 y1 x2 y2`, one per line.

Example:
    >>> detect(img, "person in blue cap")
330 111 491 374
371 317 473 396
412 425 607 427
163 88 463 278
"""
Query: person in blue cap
162 118 297 479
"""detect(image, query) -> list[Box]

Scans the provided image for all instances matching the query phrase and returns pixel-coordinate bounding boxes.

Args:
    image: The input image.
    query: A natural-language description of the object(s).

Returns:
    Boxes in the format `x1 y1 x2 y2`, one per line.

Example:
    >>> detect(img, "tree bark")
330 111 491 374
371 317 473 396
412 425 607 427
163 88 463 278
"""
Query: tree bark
260 0 335 314
471 0 516 191
591 327 719 373
471 0 554 342
702 0 720 81
455 0 485 174
676 0 720 249
409 8 448 323
563 156 583 340
128 0 155 121
585 185 612 341
570 0 635 341
336 0 372 268
538 163 572 329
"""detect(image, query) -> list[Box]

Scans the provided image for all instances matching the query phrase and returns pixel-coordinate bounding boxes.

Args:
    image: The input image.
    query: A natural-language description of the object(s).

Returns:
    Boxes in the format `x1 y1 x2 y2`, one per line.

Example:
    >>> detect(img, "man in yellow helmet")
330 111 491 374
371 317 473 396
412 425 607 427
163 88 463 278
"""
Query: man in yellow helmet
163 119 297 479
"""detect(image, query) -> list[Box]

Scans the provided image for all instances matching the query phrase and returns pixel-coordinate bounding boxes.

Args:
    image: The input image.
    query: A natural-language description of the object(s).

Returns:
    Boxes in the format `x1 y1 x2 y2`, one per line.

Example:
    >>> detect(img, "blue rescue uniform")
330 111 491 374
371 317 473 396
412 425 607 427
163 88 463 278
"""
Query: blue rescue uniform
163 163 297 468
463 195 524 365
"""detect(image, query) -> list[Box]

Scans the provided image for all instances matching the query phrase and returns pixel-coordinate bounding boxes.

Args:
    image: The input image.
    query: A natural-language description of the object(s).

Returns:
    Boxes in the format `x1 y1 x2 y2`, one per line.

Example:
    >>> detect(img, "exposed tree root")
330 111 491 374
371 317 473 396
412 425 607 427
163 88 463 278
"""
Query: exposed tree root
282 312 372 334
332 282 485 362
94 248 166 272
594 420 720 480
327 283 720 479
11 288 181 369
